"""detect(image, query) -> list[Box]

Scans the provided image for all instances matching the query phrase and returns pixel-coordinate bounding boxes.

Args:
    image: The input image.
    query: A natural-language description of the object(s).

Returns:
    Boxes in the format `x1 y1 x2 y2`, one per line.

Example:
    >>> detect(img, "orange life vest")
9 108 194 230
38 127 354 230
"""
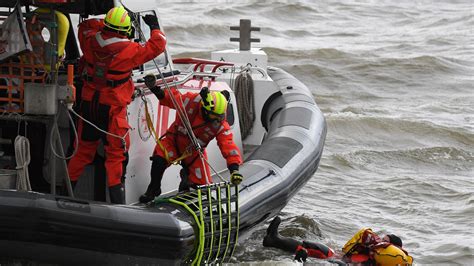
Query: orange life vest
342 228 414 266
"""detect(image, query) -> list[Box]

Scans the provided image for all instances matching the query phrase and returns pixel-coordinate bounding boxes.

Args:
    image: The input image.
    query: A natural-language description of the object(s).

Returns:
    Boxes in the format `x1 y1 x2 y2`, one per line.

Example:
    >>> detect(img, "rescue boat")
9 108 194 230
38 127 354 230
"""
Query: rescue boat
0 0 326 264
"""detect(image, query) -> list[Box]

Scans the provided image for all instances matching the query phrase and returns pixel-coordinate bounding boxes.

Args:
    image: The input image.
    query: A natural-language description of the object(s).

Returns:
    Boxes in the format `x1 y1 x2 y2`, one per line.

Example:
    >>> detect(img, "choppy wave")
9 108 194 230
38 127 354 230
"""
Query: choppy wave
166 24 229 39
330 146 473 172
263 47 358 61
157 1 474 264
342 55 467 76
203 7 247 18
326 114 474 148
260 3 320 22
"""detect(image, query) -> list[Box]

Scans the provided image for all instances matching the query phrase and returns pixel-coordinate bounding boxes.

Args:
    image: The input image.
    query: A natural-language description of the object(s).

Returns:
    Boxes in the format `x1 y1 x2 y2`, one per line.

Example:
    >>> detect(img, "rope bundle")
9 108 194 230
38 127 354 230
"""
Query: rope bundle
14 135 31 191
234 71 255 140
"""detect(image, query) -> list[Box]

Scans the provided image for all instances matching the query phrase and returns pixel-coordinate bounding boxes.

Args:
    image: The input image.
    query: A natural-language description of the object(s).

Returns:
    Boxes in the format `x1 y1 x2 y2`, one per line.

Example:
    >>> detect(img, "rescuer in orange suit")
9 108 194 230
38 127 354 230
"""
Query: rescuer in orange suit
67 6 167 204
139 76 243 203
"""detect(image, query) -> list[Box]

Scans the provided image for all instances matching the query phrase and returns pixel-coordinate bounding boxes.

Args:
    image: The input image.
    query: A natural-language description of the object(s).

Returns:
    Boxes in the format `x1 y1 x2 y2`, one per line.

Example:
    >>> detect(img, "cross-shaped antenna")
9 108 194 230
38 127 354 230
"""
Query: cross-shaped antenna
230 19 260 51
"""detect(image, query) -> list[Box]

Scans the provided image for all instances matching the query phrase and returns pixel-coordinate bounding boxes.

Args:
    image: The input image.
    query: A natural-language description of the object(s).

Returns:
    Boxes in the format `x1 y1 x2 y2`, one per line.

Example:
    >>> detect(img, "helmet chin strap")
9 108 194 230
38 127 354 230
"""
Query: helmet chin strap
201 107 213 122
126 26 135 39
200 87 212 109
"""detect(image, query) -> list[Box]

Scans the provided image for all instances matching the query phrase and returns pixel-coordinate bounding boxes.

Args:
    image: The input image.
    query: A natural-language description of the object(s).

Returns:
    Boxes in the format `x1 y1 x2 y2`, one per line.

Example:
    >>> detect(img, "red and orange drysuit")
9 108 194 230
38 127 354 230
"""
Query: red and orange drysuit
140 87 242 202
67 18 166 203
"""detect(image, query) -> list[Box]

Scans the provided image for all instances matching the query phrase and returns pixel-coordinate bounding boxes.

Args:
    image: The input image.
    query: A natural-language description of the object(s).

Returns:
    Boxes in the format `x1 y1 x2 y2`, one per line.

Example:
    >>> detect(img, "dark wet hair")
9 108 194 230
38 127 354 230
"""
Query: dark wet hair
387 234 403 247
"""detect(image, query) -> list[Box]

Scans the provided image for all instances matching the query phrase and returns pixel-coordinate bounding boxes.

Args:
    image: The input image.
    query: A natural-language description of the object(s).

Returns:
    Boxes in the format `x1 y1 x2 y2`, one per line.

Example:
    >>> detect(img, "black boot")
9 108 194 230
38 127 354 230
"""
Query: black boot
109 184 125 204
139 156 167 203
178 168 190 193
263 216 302 252
69 180 77 197
70 180 77 191
263 216 281 247
60 180 77 196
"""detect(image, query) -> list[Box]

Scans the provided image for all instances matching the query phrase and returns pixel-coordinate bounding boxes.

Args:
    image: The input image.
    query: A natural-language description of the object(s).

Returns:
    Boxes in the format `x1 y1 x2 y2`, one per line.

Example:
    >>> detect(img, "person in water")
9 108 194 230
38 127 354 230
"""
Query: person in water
263 216 413 265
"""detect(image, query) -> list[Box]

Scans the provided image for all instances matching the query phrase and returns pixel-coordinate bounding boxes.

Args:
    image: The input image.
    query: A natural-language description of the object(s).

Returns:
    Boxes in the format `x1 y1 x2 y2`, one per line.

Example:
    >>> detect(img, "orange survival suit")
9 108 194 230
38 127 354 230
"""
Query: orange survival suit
139 86 242 203
67 18 166 203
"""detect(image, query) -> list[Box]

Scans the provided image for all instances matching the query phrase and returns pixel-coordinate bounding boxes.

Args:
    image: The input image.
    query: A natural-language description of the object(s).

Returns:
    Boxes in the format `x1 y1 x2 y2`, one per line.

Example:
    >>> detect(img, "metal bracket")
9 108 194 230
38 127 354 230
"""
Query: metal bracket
230 19 260 51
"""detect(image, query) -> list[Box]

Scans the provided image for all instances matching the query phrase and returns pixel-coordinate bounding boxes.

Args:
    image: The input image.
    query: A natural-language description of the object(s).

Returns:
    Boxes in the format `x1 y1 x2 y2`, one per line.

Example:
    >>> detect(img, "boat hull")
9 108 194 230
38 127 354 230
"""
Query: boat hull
0 67 326 263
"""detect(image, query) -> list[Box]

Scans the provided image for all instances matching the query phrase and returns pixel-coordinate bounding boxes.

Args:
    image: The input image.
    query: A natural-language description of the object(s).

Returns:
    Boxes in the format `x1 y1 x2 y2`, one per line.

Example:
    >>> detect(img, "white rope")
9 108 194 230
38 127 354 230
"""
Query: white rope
14 135 31 191
49 104 79 160
68 106 130 151
200 155 228 183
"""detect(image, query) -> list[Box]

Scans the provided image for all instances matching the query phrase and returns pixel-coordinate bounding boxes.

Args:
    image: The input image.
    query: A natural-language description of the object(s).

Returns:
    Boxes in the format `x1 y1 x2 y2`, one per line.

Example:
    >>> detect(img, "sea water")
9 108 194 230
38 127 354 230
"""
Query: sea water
155 1 473 264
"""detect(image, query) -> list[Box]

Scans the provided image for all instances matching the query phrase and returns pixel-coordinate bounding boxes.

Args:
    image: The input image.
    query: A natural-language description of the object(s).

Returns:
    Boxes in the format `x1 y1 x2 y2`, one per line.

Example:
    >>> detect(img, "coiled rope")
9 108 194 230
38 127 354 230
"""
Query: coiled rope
234 70 255 139
14 135 31 191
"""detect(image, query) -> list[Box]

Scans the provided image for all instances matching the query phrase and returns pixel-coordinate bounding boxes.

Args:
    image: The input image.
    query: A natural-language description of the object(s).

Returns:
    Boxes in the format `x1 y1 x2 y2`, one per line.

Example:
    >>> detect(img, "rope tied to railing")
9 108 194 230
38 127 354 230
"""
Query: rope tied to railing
234 69 255 139
14 135 31 191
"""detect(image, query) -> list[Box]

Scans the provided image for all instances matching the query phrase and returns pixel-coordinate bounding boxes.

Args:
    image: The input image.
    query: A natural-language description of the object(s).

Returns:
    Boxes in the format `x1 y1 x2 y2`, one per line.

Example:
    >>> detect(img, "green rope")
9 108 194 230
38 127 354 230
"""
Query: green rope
205 186 215 263
197 189 205 264
230 185 240 259
154 183 239 265
168 198 203 265
215 186 223 261
221 184 232 261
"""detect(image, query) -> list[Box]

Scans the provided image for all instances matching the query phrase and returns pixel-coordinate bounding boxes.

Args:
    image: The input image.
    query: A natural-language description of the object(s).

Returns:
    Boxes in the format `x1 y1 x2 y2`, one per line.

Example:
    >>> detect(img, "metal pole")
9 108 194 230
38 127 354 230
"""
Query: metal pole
54 121 74 197
49 119 56 195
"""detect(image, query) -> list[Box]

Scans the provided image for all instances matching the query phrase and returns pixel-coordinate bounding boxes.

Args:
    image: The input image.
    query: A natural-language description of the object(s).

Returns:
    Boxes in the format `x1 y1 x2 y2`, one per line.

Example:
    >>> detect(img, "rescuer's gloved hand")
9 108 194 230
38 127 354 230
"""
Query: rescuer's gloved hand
150 86 164 99
143 14 159 30
230 171 243 186
144 74 164 99
144 74 156 89
294 246 308 262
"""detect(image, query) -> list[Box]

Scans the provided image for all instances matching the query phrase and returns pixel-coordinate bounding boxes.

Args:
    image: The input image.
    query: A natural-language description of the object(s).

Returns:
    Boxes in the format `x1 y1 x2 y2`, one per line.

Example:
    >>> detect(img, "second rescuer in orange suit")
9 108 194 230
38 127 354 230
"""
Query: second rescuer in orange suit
139 77 243 203
67 7 166 204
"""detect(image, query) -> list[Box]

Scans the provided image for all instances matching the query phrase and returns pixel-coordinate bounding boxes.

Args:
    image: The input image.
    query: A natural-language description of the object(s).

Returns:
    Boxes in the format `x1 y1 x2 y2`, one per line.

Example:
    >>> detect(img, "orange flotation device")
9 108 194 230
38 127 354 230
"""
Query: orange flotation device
343 228 414 266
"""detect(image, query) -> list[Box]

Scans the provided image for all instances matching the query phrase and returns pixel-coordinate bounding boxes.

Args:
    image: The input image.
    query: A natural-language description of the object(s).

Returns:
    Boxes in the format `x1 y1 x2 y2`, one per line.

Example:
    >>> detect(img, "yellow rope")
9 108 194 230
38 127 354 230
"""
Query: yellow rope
144 97 191 165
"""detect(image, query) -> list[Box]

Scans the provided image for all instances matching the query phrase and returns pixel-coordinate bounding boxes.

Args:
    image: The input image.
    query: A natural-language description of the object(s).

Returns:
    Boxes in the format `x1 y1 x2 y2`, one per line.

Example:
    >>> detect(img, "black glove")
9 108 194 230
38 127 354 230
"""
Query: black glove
143 14 159 30
151 86 164 99
228 163 239 173
144 74 156 88
294 247 308 262
144 74 164 99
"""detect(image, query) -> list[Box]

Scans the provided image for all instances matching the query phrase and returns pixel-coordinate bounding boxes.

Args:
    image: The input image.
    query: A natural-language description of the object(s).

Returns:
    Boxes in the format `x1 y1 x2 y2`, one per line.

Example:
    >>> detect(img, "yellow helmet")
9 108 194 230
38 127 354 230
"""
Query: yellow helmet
201 91 228 120
104 6 131 34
